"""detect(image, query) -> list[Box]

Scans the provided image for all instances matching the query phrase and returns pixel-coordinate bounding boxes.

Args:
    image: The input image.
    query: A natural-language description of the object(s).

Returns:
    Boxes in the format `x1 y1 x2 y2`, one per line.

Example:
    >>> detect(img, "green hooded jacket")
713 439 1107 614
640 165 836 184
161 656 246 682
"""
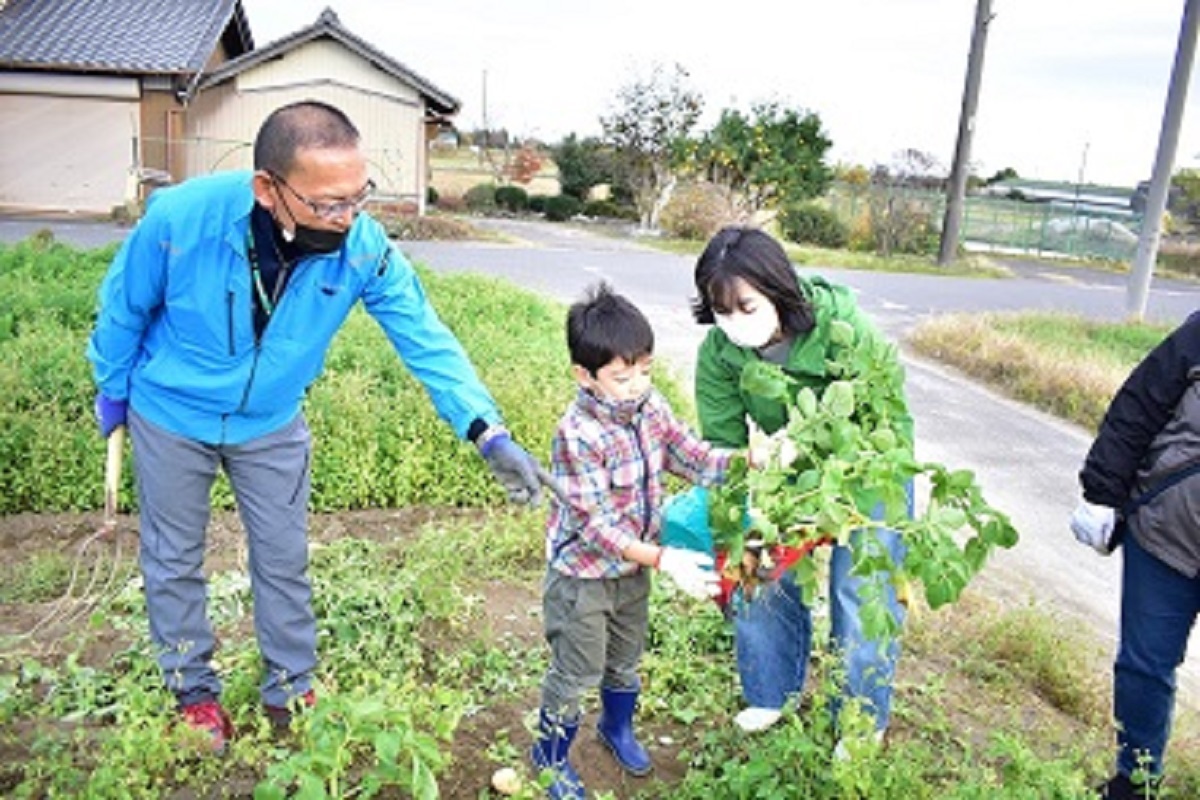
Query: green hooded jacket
694 273 912 448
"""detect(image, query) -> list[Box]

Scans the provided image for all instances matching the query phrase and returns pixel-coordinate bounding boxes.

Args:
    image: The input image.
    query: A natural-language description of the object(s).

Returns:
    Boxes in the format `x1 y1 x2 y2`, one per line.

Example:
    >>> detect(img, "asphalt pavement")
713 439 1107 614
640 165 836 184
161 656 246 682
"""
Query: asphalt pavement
3 213 1196 705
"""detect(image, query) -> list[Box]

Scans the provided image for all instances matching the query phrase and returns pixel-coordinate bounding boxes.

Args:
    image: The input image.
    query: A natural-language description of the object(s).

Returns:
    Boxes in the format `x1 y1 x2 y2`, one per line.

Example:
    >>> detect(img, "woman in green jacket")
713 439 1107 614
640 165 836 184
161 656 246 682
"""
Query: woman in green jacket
691 226 911 738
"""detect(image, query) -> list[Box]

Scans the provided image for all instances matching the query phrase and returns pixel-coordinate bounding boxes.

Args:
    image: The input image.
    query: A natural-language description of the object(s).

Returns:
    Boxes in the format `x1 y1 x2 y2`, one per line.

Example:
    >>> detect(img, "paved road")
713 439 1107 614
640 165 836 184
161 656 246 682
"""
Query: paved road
4 214 1196 703
0 216 132 250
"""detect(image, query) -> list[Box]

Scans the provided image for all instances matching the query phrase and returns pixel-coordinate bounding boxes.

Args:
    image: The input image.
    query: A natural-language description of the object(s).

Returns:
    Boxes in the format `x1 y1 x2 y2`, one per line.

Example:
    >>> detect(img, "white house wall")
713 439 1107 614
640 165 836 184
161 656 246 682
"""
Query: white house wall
185 39 426 204
0 91 139 215
238 40 421 106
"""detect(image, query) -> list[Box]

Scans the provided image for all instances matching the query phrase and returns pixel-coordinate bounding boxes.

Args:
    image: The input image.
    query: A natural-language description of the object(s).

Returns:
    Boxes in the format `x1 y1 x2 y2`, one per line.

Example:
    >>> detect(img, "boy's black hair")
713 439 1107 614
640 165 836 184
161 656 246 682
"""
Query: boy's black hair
567 282 654 375
691 226 815 335
254 100 361 176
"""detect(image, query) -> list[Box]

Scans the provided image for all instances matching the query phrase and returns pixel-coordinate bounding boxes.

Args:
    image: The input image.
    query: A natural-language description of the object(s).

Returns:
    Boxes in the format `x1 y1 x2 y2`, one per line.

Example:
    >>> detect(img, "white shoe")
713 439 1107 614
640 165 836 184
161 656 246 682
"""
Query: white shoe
734 707 783 732
833 729 885 761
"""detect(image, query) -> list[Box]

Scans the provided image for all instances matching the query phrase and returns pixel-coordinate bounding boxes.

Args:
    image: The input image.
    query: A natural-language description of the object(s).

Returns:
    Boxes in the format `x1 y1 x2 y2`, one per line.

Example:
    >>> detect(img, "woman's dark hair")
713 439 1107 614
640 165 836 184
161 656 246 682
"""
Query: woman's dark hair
253 101 360 176
567 282 654 375
691 226 814 335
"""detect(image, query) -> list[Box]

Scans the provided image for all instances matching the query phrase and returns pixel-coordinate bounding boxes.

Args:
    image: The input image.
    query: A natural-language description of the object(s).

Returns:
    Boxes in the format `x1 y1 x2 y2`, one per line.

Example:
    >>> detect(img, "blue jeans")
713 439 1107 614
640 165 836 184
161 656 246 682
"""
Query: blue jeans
1114 531 1200 778
735 572 811 710
828 527 905 730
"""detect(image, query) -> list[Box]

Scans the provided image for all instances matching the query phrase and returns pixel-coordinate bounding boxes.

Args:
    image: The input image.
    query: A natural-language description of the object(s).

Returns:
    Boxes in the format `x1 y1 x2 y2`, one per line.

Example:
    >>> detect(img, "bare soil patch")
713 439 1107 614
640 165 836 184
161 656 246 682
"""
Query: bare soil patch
0 508 697 798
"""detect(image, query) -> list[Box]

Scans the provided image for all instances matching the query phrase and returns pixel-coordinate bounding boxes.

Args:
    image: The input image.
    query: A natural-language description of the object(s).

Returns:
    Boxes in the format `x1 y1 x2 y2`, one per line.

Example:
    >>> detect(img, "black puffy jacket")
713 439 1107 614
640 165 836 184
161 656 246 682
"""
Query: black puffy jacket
1080 312 1200 577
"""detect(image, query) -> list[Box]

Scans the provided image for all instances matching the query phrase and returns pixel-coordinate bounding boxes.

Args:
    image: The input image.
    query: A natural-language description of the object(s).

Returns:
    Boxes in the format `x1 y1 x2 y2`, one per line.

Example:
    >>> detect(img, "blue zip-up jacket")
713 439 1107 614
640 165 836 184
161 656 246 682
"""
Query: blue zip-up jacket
87 170 500 445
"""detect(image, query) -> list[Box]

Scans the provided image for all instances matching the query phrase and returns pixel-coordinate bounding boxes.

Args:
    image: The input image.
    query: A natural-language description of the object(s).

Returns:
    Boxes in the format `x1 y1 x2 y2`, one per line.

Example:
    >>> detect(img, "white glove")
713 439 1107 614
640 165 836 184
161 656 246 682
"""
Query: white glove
1070 499 1118 555
747 423 799 469
656 547 720 599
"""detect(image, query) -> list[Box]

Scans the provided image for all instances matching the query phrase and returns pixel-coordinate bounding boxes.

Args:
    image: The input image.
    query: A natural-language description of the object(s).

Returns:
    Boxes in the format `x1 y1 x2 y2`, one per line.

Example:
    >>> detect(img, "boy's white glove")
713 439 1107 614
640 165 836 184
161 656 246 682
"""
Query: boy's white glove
656 547 721 599
1070 499 1118 555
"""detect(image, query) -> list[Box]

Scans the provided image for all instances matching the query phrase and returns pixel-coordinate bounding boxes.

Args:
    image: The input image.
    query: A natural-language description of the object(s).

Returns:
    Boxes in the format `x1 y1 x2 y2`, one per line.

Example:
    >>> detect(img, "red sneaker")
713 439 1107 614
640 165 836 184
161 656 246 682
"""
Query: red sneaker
264 688 316 729
180 700 234 753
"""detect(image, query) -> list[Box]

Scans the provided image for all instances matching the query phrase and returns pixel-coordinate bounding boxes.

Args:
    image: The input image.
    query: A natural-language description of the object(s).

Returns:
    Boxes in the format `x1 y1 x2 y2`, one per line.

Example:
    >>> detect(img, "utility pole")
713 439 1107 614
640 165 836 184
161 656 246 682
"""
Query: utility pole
478 69 488 165
1127 0 1199 319
938 0 994 266
1074 141 1090 213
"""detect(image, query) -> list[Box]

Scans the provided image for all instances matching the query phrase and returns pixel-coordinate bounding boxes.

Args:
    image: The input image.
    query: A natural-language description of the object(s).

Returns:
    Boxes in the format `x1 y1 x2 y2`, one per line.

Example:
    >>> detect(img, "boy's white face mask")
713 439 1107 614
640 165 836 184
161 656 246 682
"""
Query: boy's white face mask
715 303 780 349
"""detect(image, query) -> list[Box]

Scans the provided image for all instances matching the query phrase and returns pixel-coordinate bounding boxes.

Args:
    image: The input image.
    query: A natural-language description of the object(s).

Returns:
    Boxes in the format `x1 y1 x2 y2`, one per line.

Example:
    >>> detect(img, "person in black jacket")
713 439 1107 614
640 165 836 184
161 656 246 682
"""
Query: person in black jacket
1072 312 1200 799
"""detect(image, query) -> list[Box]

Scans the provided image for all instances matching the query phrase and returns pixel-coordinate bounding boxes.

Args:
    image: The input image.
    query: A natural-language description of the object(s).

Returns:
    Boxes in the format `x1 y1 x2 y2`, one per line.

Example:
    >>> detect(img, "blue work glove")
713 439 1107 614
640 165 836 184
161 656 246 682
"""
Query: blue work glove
94 393 128 438
477 426 565 507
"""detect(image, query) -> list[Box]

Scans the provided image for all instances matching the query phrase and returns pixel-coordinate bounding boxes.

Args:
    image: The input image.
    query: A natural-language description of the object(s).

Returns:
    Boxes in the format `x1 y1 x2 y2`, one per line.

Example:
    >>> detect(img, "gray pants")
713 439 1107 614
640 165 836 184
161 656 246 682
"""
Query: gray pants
540 568 650 719
129 409 315 708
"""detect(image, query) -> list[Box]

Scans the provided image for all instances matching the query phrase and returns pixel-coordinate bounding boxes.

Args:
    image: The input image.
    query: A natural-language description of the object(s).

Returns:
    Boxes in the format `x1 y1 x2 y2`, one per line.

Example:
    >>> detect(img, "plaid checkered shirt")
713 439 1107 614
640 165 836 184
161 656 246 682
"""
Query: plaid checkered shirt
545 386 734 578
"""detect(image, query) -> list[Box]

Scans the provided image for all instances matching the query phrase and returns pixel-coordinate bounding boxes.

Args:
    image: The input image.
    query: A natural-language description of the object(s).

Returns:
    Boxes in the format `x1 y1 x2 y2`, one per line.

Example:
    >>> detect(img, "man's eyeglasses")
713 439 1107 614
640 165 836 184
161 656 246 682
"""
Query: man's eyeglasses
269 171 375 220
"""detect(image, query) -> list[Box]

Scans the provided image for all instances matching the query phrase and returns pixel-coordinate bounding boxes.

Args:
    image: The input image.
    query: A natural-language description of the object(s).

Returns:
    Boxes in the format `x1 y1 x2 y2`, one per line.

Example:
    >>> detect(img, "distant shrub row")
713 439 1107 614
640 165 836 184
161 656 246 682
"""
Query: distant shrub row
1157 239 1200 278
435 183 638 223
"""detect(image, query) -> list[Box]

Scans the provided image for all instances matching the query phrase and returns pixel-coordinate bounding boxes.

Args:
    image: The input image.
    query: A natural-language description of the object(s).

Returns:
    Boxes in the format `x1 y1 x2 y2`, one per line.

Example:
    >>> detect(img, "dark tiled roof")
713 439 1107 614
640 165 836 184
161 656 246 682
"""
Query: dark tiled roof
200 7 460 116
0 0 252 75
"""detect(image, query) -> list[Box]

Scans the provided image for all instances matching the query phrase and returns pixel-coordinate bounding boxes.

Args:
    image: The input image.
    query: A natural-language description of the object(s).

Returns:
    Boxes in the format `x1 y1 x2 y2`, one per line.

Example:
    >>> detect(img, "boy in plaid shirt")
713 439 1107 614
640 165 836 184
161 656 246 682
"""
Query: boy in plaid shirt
530 283 742 798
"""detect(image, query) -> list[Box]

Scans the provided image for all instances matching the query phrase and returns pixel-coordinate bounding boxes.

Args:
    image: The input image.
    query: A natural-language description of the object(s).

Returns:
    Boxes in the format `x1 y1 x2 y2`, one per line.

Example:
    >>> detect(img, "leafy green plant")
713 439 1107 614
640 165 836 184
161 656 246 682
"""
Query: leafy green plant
550 133 616 201
778 201 849 249
463 183 497 212
642 580 736 725
0 551 73 603
543 194 582 222
255 691 447 800
379 213 477 241
2 534 477 798
582 198 637 220
495 185 530 213
710 318 1019 640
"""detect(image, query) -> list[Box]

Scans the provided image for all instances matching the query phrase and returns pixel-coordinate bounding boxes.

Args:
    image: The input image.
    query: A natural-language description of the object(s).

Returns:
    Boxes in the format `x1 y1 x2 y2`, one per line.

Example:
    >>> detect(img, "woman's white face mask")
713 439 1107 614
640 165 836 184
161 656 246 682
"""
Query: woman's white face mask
713 279 781 348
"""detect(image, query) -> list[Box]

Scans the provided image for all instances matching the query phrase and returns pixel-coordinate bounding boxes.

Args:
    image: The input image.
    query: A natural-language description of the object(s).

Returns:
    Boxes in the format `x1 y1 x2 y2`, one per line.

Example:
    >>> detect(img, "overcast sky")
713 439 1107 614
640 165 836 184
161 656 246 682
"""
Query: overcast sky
239 0 1200 188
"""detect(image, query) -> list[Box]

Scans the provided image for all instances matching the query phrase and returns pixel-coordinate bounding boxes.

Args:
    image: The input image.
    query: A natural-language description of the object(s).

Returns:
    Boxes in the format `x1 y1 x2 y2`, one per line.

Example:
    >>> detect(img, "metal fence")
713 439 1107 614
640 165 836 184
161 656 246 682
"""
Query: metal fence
827 182 1143 262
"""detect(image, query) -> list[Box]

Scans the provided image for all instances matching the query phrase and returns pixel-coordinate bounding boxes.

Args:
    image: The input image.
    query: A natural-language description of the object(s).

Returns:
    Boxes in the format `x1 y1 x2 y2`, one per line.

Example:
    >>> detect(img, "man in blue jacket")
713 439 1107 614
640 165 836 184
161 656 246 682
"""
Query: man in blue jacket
88 100 551 751
1072 312 1200 799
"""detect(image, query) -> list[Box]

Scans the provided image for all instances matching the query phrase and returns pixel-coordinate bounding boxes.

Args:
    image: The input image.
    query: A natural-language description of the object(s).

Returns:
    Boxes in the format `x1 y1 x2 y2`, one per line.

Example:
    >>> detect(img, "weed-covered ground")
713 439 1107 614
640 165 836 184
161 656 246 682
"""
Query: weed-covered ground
0 507 699 798
6 505 1200 799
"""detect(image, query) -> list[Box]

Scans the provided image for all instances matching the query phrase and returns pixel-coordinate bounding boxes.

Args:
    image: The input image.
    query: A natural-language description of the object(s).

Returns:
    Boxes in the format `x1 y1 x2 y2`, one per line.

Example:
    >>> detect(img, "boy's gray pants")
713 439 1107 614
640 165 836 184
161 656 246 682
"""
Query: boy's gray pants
129 409 315 708
540 568 651 719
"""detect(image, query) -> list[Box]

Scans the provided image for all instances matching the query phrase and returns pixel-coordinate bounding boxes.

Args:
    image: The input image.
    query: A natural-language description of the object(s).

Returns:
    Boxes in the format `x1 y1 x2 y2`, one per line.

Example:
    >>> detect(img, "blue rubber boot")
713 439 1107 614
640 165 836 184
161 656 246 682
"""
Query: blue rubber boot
530 709 585 799
597 685 652 776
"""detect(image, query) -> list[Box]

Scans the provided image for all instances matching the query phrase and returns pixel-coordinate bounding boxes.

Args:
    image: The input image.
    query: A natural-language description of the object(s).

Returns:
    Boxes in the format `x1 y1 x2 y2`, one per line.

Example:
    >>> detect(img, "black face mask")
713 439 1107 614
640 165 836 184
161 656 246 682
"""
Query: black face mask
273 189 349 256
282 222 347 255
